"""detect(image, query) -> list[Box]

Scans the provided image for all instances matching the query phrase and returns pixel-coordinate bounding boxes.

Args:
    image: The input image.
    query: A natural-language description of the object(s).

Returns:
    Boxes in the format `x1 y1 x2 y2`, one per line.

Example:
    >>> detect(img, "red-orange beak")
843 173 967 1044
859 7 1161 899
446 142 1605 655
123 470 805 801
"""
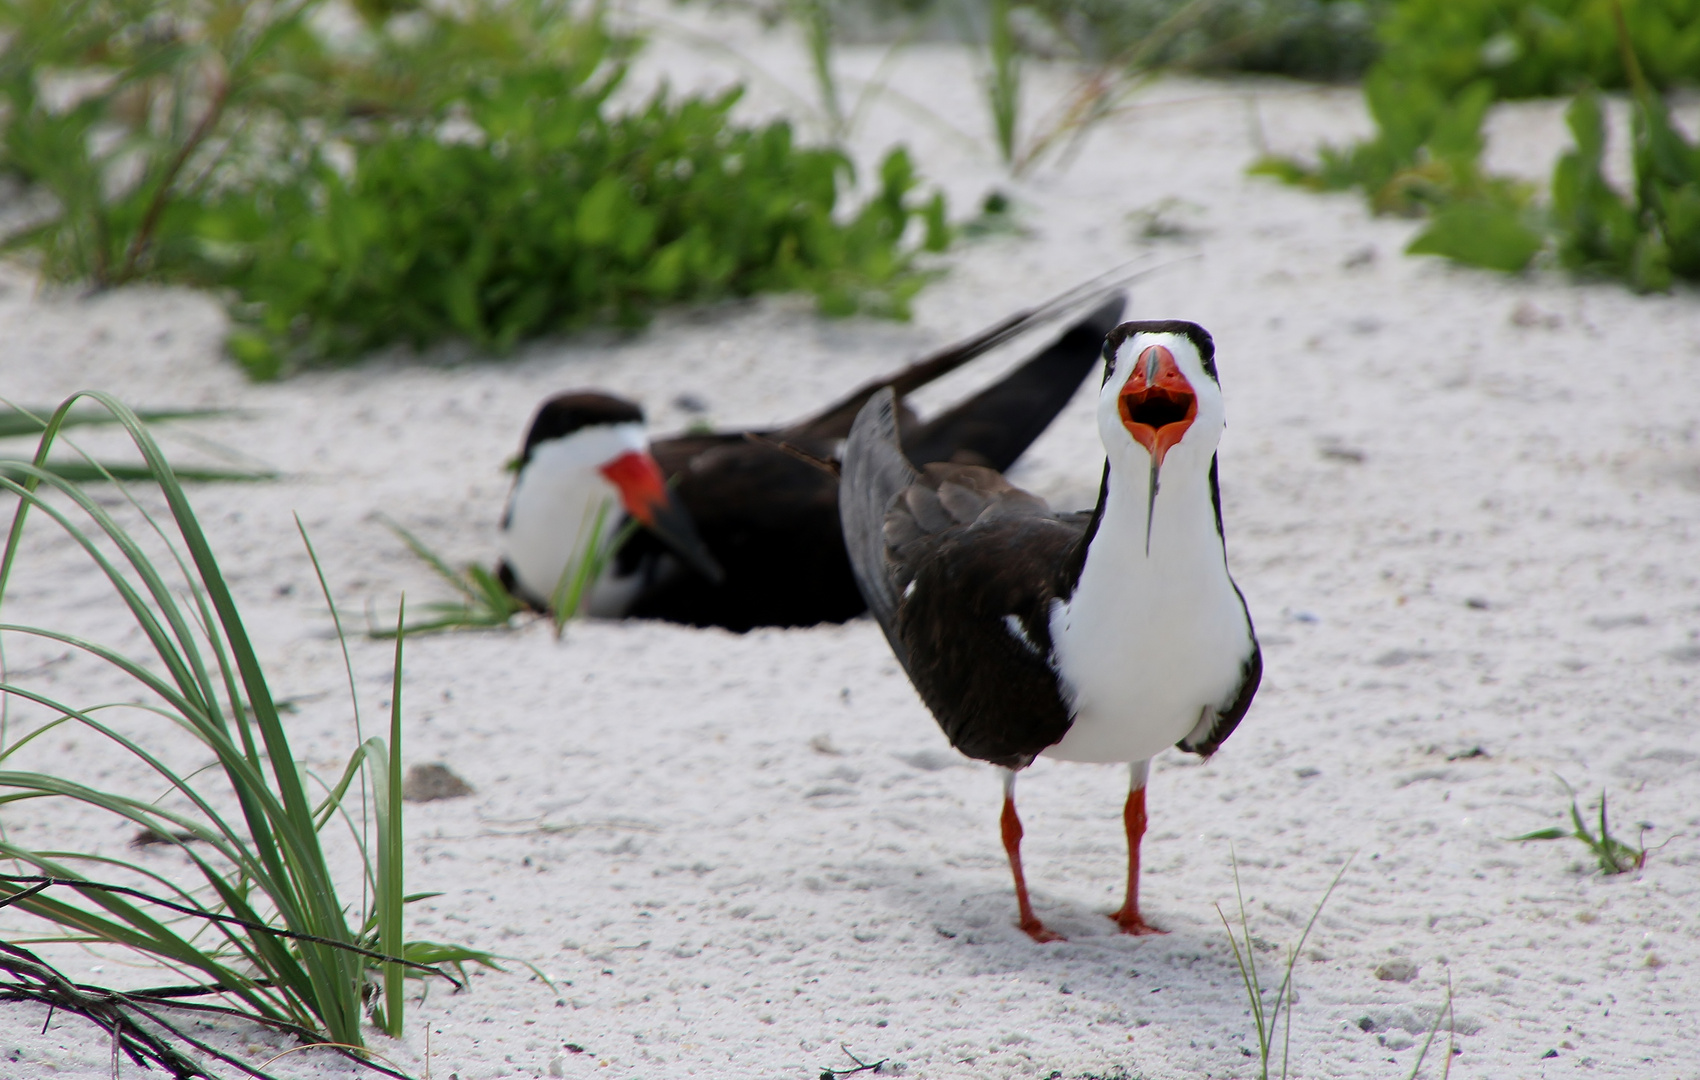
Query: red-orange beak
598 451 724 583
1118 344 1197 469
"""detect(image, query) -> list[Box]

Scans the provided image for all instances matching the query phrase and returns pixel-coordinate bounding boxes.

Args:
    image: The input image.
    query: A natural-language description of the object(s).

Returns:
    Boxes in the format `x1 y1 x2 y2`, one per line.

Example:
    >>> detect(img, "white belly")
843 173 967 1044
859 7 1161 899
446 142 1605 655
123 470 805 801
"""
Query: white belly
1043 481 1253 764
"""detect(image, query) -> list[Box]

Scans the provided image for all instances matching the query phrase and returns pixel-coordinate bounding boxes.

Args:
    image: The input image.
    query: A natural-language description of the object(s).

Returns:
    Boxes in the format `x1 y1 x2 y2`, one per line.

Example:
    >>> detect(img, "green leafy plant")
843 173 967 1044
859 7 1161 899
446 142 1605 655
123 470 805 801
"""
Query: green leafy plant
1217 851 1354 1079
0 391 488 1054
1258 1 1700 289
0 0 950 378
1251 71 1533 219
1512 779 1648 875
0 0 332 286
1373 0 1700 100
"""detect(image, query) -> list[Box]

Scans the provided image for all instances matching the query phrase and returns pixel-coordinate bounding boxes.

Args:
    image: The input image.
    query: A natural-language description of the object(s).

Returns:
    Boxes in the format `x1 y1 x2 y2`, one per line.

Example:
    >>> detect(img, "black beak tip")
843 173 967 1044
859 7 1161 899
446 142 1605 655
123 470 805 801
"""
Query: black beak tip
694 550 727 584
648 499 725 584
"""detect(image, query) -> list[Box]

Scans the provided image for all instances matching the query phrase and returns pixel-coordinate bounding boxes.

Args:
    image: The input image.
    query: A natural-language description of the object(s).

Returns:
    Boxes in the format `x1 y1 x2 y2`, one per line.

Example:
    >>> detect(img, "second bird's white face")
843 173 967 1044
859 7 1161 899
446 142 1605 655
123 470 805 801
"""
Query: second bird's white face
1096 332 1225 477
501 421 649 602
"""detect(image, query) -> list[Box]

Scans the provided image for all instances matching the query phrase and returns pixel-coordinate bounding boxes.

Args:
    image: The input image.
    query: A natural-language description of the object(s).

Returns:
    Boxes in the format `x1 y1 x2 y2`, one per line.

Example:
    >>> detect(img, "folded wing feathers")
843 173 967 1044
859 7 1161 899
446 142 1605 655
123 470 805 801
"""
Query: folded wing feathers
841 388 921 669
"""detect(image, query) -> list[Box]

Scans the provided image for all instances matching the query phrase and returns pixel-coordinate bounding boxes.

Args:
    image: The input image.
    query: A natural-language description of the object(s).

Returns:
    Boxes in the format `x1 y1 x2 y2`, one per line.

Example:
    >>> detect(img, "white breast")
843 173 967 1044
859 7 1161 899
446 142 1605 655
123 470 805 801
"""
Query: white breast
1044 470 1253 763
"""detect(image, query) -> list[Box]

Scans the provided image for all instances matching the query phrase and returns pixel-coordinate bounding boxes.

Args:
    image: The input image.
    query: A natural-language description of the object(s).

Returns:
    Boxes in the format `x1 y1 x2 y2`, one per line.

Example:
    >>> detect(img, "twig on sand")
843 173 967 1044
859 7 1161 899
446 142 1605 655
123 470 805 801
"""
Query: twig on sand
0 940 414 1080
820 1044 889 1078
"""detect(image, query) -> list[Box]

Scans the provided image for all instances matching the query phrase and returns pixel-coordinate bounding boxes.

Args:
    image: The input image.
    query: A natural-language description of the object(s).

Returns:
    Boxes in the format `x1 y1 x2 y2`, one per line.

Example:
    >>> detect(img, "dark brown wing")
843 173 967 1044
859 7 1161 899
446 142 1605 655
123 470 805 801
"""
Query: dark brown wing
843 390 1086 768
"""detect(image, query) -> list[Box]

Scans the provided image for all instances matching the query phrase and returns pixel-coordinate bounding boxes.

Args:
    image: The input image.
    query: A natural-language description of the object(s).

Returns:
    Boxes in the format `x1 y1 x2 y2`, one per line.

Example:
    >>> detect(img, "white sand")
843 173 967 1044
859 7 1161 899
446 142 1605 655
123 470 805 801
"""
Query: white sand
1 7 1697 1078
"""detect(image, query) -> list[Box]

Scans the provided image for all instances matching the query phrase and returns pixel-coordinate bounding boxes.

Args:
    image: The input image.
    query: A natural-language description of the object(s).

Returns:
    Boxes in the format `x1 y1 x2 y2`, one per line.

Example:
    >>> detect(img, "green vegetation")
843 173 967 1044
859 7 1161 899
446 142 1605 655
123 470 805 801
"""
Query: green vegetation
1217 852 1353 1079
1512 780 1649 875
0 392 489 1055
1374 0 1700 98
0 0 949 378
963 0 1386 174
376 515 527 638
0 403 275 483
1256 0 1700 292
377 503 634 639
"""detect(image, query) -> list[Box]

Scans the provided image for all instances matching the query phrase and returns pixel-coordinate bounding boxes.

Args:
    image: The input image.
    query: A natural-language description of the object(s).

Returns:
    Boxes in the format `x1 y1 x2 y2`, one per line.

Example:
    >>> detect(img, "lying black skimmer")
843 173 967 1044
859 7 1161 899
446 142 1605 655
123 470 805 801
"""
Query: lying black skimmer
497 292 1127 631
839 320 1260 941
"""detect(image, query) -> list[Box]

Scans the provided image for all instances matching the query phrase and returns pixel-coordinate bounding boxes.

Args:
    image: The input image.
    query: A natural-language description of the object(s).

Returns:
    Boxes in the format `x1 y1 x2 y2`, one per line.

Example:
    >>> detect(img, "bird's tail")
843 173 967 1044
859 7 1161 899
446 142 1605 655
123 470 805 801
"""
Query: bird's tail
840 387 919 669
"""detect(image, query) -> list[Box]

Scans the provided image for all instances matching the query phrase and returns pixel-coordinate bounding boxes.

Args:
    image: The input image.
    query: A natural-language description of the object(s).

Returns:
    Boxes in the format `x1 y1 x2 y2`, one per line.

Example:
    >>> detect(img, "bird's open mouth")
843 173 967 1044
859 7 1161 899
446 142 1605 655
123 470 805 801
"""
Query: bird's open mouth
1121 387 1195 433
1118 344 1197 467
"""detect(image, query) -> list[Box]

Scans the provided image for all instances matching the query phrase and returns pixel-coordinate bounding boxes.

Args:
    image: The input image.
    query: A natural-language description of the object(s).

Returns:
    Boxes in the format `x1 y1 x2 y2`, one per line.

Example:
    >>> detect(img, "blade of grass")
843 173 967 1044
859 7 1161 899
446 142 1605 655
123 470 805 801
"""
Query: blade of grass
549 497 639 635
0 459 277 483
1217 848 1356 1079
0 405 242 440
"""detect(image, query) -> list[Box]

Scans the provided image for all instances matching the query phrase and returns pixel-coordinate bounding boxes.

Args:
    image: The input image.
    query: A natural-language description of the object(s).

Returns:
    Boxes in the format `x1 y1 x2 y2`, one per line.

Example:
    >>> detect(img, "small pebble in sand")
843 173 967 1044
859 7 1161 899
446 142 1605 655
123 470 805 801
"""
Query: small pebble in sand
1510 301 1562 329
1382 1032 1415 1051
403 762 475 802
1375 958 1419 983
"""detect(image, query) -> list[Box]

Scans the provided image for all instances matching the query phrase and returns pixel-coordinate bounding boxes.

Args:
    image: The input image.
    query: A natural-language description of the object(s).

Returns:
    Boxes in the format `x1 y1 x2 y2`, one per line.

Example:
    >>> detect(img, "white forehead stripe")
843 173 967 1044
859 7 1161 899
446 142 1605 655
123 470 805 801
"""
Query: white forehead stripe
526 421 648 473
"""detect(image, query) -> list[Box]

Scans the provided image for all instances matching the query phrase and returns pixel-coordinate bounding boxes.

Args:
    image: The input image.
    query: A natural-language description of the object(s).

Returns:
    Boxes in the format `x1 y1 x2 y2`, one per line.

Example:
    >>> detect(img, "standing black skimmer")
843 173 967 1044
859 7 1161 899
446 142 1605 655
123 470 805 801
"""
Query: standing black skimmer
497 291 1127 631
839 320 1260 941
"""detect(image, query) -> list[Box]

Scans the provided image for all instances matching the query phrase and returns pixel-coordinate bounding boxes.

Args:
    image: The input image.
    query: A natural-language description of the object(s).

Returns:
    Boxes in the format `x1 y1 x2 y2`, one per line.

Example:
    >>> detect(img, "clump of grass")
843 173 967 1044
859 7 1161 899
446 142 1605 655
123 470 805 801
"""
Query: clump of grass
377 502 635 639
1217 851 1353 1080
1220 850 1460 1079
0 391 489 1057
1511 778 1648 875
376 515 525 637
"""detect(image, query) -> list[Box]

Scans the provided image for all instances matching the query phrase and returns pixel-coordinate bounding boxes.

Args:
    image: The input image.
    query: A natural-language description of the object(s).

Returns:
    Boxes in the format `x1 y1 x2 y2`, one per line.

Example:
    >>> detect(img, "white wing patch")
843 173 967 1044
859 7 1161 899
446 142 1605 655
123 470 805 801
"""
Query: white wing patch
1003 614 1043 656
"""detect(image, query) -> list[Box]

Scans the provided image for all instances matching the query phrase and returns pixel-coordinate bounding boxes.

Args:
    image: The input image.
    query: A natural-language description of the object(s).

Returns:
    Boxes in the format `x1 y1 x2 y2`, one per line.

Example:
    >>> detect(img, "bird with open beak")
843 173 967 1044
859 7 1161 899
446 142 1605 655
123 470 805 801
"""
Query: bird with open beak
840 319 1260 942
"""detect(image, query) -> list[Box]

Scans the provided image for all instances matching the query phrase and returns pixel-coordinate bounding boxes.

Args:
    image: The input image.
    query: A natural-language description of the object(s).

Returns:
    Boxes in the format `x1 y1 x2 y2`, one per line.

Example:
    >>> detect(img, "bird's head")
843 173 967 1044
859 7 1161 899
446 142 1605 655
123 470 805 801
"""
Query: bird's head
1095 321 1223 548
1096 320 1223 476
515 393 723 582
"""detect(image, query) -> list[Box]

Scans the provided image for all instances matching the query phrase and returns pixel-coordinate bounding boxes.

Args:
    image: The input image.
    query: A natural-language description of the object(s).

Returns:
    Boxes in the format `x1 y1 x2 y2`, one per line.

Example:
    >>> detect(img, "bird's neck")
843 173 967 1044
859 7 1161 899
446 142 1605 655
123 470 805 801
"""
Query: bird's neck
1068 451 1224 599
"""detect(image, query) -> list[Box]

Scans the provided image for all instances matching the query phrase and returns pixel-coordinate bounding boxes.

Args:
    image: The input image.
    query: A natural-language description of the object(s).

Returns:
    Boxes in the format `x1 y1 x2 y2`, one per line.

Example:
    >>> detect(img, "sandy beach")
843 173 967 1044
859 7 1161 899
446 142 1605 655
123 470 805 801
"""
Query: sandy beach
0 5 1697 1077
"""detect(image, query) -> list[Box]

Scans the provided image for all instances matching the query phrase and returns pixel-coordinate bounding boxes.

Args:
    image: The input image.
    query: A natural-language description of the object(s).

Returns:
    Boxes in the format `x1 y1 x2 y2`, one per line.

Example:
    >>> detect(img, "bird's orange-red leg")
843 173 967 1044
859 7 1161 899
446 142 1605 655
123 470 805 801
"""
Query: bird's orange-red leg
1000 783 1063 943
1110 780 1165 936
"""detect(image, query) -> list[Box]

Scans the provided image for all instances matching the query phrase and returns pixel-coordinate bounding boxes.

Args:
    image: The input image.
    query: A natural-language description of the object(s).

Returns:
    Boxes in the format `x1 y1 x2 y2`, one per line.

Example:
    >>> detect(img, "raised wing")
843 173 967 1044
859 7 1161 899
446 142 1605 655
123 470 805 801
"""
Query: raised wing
902 293 1125 471
840 389 920 667
843 390 1091 767
786 281 1130 442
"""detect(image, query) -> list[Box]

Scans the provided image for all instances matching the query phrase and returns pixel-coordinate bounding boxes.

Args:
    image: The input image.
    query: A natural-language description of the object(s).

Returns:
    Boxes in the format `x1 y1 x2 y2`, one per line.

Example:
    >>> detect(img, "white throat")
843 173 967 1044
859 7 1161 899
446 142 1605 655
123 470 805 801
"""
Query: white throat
501 422 647 611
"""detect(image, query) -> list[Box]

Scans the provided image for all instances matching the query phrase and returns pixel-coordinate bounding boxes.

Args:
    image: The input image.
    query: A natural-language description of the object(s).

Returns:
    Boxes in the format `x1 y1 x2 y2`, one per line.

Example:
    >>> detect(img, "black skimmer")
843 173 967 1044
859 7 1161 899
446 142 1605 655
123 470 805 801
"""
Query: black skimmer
839 320 1260 941
497 291 1127 631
